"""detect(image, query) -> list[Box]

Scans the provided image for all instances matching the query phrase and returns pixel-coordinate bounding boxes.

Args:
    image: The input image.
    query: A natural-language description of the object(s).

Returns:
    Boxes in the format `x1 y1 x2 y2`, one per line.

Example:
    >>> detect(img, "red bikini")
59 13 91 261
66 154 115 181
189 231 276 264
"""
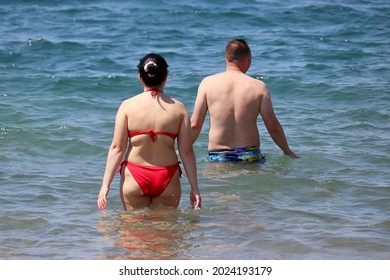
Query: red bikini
119 130 181 197
118 84 182 197
119 89 181 197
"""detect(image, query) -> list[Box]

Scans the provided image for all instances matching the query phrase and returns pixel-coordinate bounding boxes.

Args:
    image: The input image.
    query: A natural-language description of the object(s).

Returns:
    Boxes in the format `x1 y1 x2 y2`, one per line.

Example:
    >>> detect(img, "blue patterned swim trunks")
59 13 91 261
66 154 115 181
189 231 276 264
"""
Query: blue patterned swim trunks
207 146 265 162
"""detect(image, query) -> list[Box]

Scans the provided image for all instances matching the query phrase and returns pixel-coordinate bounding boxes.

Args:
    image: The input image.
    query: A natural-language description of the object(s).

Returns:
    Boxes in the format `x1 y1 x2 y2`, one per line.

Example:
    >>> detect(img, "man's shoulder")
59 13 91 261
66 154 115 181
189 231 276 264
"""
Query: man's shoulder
202 71 225 81
247 76 268 90
198 72 225 91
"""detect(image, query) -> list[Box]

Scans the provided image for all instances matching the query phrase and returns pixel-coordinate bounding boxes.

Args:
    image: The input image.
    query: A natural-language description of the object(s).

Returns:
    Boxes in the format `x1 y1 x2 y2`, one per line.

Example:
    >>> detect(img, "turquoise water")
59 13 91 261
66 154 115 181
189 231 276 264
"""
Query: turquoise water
1 0 389 259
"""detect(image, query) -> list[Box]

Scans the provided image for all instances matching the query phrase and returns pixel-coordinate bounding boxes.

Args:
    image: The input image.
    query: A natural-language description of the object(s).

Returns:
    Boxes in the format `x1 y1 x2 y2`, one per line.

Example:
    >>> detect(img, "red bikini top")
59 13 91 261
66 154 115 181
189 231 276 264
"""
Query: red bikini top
129 129 177 142
129 89 177 142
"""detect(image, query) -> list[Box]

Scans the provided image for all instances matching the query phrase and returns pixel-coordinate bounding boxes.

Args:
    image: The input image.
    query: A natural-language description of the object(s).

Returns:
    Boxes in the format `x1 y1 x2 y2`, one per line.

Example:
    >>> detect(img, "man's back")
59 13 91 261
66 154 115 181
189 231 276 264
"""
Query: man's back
195 70 266 150
191 38 297 160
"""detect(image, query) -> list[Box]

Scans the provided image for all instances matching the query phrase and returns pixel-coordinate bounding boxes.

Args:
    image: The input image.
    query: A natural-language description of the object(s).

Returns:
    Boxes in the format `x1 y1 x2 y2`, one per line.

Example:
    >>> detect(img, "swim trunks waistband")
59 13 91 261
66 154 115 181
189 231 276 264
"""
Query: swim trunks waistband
208 146 265 162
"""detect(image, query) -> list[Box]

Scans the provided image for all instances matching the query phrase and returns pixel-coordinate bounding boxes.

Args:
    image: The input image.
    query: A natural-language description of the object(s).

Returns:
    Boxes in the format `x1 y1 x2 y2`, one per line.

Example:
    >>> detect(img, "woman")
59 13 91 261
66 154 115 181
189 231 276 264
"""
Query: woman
97 53 201 210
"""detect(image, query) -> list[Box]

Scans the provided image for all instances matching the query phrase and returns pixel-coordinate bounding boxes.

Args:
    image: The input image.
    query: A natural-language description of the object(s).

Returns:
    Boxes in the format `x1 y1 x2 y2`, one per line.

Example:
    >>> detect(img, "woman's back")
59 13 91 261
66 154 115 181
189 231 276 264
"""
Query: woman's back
123 90 185 166
98 52 201 210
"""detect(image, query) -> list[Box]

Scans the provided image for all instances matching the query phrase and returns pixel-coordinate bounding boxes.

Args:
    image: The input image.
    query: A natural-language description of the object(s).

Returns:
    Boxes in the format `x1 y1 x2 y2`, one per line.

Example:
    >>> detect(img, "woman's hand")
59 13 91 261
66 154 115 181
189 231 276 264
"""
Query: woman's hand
190 191 201 209
97 186 110 210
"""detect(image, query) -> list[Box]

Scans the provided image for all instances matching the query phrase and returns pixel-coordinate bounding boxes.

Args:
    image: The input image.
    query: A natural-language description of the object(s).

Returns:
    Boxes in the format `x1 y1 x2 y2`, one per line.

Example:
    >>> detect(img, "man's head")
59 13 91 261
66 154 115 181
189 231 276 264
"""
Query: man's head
225 39 252 72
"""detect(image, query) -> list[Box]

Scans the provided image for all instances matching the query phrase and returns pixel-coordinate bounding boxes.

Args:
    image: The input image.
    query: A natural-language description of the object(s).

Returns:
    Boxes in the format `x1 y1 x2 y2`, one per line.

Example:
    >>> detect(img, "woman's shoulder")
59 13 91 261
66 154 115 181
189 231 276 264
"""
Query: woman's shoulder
160 93 184 108
115 95 140 115
170 96 188 113
121 93 145 105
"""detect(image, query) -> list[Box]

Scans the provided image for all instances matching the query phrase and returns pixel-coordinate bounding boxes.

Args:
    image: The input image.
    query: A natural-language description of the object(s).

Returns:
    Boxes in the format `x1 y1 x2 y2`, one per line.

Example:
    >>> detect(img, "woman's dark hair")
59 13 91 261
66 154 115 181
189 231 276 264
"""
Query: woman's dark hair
137 53 168 86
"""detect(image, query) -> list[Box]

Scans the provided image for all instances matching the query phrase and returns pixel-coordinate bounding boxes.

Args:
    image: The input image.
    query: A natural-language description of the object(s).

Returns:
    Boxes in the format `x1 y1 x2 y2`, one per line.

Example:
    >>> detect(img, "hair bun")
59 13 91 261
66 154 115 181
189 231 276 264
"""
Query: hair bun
144 61 158 77
138 53 168 86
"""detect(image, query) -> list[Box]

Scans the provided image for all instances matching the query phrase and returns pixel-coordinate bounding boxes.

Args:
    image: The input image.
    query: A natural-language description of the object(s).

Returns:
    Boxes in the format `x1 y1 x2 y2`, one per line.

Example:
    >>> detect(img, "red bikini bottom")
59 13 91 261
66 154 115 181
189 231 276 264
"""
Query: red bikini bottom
118 161 182 197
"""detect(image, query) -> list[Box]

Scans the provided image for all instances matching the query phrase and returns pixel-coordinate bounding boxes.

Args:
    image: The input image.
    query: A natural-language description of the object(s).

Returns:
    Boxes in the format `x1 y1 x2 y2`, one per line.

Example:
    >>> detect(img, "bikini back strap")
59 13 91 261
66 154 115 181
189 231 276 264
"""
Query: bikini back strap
129 129 177 142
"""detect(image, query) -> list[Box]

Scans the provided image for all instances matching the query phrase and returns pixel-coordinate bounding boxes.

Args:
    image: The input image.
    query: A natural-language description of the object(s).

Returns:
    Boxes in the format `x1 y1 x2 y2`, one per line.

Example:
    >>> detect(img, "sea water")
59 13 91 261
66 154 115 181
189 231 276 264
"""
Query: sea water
0 0 389 259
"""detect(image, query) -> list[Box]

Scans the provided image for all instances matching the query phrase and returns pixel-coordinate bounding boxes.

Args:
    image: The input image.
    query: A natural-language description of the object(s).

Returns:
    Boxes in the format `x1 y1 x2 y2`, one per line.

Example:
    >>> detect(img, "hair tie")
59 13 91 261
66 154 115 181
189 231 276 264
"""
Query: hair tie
144 61 157 77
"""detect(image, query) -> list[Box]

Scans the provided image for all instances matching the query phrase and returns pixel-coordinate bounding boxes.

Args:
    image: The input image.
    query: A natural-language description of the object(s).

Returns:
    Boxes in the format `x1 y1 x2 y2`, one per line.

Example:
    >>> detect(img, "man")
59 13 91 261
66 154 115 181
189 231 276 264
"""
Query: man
191 39 297 162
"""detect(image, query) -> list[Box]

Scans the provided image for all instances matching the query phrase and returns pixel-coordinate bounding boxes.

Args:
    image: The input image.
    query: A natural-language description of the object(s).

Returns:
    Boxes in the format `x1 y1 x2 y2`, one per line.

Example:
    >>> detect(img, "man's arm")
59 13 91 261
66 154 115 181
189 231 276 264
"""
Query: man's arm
260 88 298 158
190 80 208 144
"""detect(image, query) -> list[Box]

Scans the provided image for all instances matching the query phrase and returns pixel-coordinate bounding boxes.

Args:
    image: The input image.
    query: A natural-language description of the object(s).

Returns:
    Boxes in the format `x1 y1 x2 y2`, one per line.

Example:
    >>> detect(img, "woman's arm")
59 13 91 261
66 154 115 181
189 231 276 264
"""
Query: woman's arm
97 103 129 210
178 108 201 209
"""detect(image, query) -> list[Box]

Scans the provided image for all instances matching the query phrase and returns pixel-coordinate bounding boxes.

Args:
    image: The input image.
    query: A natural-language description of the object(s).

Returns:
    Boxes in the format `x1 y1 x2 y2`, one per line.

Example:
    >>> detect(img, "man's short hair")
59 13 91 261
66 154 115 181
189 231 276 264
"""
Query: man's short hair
225 39 251 62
